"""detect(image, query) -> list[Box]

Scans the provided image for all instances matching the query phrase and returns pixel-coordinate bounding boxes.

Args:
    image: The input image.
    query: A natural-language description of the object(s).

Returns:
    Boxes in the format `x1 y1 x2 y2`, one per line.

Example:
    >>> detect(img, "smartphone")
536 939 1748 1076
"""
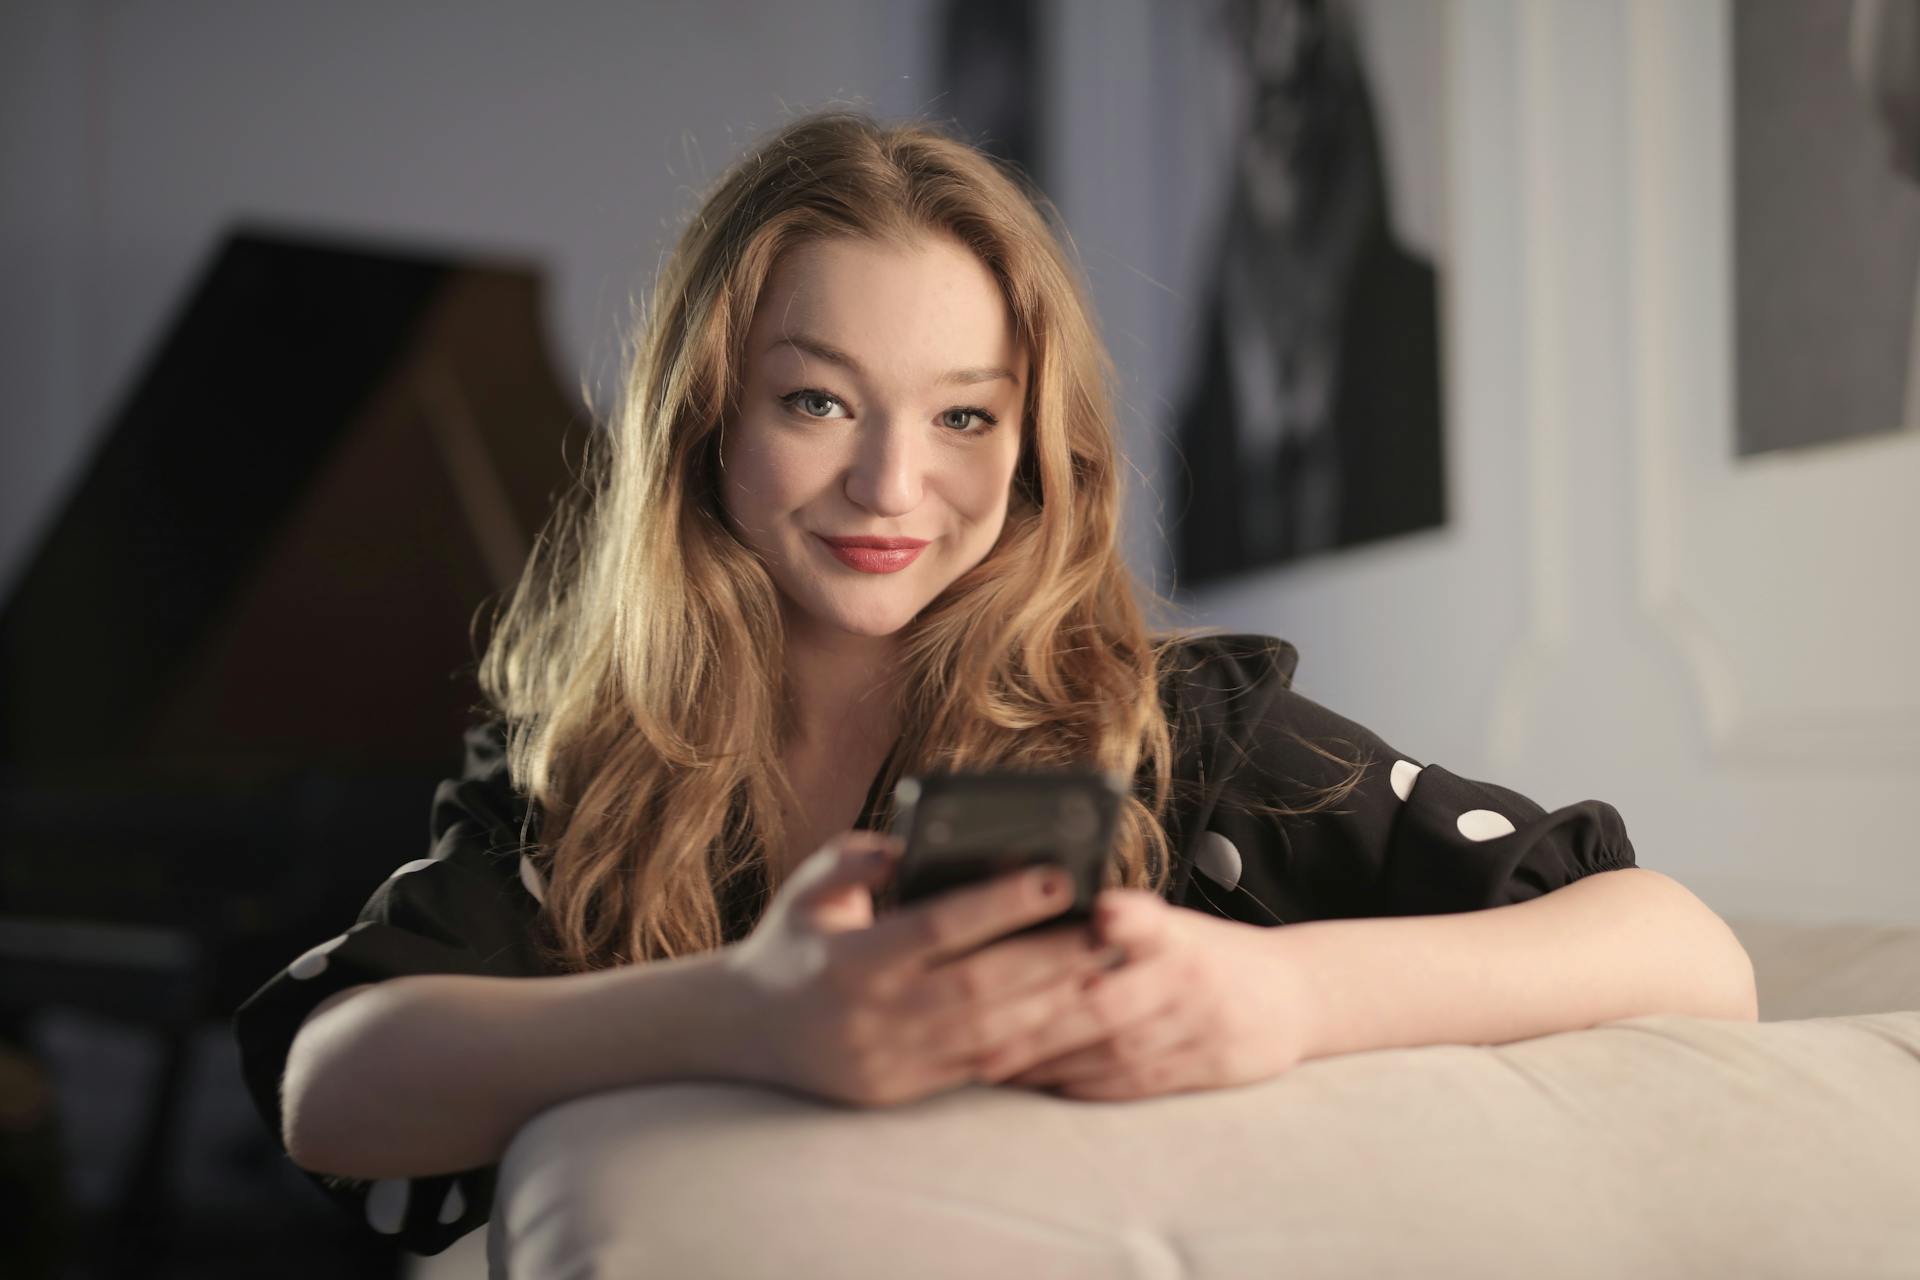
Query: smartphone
878 767 1127 943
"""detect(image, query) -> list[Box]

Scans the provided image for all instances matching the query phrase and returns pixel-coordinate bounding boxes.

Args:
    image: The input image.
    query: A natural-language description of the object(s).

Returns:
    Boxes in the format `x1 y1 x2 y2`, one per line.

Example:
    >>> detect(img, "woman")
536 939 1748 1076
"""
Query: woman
234 111 1757 1257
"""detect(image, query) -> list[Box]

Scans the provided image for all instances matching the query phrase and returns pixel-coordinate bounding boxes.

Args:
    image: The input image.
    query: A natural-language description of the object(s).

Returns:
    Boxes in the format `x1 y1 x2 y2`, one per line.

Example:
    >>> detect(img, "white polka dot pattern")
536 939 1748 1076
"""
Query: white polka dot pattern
437 1180 466 1225
1193 830 1243 892
387 858 437 880
1390 759 1423 802
518 853 547 904
1457 809 1517 842
366 1178 410 1235
287 934 349 981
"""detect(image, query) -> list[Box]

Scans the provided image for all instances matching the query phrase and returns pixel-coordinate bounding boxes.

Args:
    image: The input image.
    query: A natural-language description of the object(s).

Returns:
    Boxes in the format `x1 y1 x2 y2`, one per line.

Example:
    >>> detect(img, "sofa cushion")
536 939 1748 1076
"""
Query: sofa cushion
490 1004 1920 1278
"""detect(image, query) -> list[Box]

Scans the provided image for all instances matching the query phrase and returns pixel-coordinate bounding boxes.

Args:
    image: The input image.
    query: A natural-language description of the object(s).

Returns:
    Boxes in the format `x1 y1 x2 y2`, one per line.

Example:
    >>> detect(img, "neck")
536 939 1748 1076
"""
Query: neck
780 605 904 758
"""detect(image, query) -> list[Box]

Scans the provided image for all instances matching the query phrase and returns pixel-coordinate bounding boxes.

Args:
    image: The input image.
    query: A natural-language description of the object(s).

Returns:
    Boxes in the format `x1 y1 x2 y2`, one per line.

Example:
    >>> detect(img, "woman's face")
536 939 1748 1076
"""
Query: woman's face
720 234 1028 640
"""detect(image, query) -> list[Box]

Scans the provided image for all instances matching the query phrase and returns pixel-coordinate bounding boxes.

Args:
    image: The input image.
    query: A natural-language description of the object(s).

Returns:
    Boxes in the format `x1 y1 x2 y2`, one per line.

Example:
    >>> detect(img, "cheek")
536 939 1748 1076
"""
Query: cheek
956 436 1022 519
722 424 822 517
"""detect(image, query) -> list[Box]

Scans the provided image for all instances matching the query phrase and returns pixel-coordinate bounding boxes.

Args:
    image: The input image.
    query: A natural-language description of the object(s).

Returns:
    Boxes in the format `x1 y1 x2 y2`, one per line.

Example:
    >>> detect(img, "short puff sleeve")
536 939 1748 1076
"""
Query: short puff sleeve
1169 635 1638 925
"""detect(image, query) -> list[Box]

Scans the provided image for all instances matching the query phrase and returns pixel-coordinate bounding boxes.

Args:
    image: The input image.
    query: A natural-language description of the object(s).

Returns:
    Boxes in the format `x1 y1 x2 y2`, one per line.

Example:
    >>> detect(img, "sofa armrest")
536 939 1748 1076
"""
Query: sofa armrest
489 1008 1920 1279
1723 915 1920 1021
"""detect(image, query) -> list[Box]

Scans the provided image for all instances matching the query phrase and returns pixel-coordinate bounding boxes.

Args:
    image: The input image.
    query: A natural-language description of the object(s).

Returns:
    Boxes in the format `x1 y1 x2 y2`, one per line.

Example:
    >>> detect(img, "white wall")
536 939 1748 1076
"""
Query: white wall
5 1 1914 925
1052 0 1918 925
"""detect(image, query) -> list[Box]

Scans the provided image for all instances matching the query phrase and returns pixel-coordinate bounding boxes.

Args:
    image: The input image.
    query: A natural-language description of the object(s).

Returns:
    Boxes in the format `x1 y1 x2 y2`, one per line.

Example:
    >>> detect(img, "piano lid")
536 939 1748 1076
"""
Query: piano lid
0 226 593 774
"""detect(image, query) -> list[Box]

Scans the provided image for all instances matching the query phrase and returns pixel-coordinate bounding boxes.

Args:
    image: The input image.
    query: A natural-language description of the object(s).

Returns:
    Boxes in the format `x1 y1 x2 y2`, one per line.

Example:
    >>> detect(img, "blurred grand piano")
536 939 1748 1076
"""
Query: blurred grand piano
0 227 590 1277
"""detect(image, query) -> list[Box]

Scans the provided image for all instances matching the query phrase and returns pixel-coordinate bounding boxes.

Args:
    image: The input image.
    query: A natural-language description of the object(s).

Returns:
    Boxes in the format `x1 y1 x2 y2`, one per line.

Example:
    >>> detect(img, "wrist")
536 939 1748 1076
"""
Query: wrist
684 944 775 1086
593 946 767 1089
1262 923 1334 1063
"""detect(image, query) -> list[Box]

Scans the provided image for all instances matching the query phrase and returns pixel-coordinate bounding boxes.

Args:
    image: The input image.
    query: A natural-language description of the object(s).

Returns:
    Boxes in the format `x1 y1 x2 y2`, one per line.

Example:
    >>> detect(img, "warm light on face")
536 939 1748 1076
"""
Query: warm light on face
719 235 1028 641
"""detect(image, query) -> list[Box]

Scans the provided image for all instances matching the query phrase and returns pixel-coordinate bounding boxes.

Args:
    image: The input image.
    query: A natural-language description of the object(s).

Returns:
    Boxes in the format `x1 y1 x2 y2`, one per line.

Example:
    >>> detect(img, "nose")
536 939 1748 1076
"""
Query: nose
842 414 923 517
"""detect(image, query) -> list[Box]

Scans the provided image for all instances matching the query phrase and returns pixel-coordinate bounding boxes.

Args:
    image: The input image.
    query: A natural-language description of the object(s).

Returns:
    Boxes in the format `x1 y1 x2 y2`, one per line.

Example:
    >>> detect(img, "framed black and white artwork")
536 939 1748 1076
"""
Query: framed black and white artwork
1733 0 1920 457
1162 0 1451 588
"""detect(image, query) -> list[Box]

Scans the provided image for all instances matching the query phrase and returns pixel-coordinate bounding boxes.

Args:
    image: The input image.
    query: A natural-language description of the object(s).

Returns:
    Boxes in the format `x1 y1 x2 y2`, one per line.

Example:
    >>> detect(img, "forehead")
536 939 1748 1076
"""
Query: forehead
748 234 1026 376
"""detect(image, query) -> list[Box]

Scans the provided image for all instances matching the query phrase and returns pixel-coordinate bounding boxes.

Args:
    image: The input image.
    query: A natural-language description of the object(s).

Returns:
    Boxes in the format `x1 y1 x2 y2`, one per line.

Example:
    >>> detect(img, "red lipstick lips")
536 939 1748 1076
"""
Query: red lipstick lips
816 534 928 573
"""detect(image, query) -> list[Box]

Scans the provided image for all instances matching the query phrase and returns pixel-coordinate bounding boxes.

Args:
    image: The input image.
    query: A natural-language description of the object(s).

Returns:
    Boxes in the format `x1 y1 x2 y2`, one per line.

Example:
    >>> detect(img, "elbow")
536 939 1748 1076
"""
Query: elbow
284 1068 402 1181
1725 936 1760 1023
1646 869 1759 1022
1696 895 1759 1023
282 1059 356 1177
279 984 387 1178
1620 871 1758 1020
283 1115 333 1177
283 1100 332 1176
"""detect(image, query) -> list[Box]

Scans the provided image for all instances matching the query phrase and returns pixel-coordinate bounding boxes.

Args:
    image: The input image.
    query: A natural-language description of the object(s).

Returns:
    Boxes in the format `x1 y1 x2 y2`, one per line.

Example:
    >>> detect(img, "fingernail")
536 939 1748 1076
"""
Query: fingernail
1030 868 1068 898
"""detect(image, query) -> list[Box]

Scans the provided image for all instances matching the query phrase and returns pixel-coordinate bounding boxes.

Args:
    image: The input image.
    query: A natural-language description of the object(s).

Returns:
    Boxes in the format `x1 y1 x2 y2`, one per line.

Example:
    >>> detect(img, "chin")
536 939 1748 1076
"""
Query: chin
829 600 921 638
779 581 919 639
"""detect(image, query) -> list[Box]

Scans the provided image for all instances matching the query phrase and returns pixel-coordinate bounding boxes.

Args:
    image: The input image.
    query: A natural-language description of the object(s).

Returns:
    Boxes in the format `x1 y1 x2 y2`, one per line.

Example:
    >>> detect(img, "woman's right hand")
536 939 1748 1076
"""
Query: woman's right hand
720 828 1122 1108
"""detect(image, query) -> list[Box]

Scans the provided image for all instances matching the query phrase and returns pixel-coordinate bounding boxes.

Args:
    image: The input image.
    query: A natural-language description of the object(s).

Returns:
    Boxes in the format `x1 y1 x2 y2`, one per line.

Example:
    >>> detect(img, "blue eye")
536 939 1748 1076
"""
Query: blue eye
782 389 847 419
939 407 999 434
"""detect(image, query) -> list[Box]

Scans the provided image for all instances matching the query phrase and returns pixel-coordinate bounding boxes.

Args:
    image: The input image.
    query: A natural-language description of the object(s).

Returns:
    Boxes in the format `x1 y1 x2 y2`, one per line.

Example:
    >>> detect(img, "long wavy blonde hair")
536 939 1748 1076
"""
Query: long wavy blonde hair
478 110 1364 971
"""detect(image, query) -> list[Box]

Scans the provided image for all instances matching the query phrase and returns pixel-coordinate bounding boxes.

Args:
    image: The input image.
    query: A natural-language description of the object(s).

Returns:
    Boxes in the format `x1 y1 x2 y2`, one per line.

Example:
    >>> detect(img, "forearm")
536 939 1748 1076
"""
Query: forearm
1273 868 1758 1062
283 949 750 1180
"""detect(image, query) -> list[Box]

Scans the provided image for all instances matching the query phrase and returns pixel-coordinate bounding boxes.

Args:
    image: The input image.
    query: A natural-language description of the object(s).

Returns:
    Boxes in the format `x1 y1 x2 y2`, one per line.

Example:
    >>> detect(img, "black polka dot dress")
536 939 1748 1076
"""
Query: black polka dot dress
232 632 1637 1255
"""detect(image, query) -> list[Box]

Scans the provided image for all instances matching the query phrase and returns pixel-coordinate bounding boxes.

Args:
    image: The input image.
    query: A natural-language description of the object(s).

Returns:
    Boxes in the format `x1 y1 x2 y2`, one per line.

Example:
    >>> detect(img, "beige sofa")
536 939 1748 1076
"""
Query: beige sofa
416 916 1920 1279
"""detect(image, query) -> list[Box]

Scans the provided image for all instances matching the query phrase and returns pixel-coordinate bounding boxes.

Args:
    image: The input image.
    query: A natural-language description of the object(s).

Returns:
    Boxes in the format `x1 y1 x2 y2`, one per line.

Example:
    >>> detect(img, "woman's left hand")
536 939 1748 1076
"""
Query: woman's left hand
980 888 1317 1100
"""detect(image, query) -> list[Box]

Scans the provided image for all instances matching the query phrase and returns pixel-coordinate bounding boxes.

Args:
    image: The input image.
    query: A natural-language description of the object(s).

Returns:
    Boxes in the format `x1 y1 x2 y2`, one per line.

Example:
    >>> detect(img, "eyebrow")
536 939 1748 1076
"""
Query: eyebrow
765 335 1021 389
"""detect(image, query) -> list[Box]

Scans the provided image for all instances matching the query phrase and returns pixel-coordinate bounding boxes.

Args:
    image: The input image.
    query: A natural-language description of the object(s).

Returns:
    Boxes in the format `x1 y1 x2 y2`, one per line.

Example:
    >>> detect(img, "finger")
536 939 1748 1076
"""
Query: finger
978 951 1182 1082
1092 888 1173 958
900 936 1121 1064
842 1042 990 1110
912 922 1108 1017
1001 1008 1192 1087
843 863 1077 991
786 832 905 912
904 963 1093 1071
1053 1033 1215 1102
